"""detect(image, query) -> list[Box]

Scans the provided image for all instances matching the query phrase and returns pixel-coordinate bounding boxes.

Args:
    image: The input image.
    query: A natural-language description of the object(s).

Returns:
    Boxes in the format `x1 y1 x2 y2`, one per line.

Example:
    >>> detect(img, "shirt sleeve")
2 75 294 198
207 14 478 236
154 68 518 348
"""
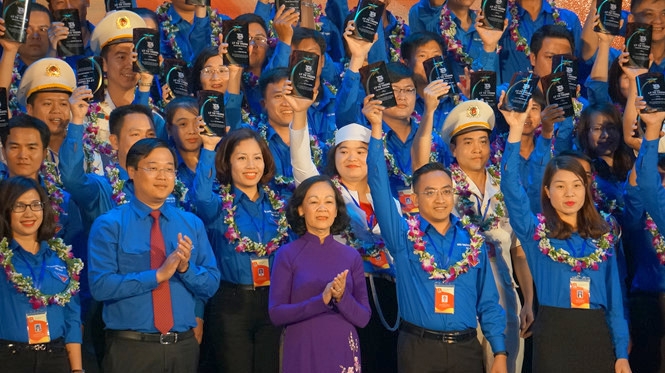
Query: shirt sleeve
59 123 104 212
225 92 243 131
268 245 332 326
367 137 408 255
290 125 320 186
190 14 213 60
191 149 223 224
636 139 665 228
334 251 371 328
64 293 83 343
88 216 160 301
335 70 362 128
553 117 575 155
475 244 507 353
605 245 630 359
500 141 536 240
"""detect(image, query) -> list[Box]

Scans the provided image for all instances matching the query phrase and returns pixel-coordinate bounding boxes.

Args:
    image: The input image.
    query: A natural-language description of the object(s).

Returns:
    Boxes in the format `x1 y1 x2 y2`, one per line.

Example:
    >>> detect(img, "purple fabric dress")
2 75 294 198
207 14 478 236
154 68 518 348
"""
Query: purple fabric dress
269 233 371 373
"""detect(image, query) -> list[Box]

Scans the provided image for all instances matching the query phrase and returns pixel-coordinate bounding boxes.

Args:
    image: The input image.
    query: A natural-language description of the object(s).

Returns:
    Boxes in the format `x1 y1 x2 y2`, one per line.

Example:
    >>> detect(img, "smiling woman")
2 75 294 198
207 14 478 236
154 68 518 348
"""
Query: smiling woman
0 176 84 373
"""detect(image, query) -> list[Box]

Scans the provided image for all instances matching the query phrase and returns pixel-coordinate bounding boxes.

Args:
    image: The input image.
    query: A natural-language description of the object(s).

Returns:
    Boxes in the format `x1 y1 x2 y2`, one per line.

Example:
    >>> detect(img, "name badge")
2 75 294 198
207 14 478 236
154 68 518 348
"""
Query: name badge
570 276 590 309
434 284 455 314
26 311 50 344
398 188 419 214
251 258 270 288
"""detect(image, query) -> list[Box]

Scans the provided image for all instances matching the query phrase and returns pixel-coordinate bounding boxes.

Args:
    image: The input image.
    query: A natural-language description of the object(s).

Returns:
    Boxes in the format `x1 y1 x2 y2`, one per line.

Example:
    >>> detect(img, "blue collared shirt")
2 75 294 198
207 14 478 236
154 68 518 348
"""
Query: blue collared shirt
501 140 629 359
258 119 295 199
88 198 220 333
367 137 506 353
498 1 582 84
0 240 82 343
518 135 552 213
192 149 294 285
160 5 228 62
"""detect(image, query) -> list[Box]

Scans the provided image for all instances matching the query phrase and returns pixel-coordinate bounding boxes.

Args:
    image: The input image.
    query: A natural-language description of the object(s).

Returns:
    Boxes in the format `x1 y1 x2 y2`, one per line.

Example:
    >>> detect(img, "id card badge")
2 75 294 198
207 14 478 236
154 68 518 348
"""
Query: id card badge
26 311 50 344
367 250 389 269
251 258 270 288
570 276 591 309
398 188 419 214
434 284 455 314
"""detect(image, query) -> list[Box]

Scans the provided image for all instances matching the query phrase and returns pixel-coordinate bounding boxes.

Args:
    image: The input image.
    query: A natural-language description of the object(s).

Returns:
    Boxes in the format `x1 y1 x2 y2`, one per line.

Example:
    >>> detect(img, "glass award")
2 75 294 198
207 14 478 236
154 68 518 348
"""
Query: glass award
542 72 574 117
352 0 385 42
470 71 497 107
162 59 190 98
552 54 578 94
223 21 250 66
360 61 397 108
503 72 539 113
626 23 652 69
637 72 665 113
133 28 161 75
480 0 507 30
76 56 105 102
198 90 226 137
2 0 30 43
594 0 622 35
423 55 457 98
288 50 320 99
54 9 84 57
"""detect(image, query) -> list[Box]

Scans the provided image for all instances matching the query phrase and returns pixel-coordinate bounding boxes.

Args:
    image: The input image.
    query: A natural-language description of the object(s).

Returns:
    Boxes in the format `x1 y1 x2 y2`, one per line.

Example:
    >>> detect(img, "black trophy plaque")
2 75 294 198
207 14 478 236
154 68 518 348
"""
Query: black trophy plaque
352 0 385 42
542 72 574 117
360 61 397 108
133 28 160 75
552 54 578 94
162 59 190 97
423 55 457 98
2 0 30 43
54 9 84 57
223 21 250 66
480 0 507 30
594 0 622 35
626 23 652 69
76 56 105 102
470 71 497 107
198 90 226 137
503 72 539 113
288 50 320 99
637 73 665 113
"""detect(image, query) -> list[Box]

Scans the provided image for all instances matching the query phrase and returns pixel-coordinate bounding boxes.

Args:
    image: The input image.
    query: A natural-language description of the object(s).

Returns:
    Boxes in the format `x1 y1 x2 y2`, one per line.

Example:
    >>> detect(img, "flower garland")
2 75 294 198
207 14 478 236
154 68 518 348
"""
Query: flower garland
40 161 66 226
388 15 407 62
331 176 386 257
256 119 295 190
645 214 665 265
220 184 289 256
83 103 115 174
106 163 128 206
0 237 83 309
323 80 338 96
591 175 621 215
508 0 565 58
383 114 437 186
438 4 473 67
9 56 22 117
312 2 324 32
533 213 614 272
450 163 506 232
156 2 223 60
406 214 483 282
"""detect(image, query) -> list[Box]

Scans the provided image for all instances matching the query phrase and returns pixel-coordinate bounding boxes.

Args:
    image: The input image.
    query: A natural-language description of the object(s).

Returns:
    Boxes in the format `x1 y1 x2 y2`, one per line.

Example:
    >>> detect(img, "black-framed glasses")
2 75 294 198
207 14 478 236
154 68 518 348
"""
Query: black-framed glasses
12 201 44 213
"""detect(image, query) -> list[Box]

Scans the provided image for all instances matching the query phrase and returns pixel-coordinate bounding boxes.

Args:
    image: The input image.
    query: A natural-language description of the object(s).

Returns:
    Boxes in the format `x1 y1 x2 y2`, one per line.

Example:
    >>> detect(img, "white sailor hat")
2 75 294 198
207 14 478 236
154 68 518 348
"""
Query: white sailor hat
90 10 146 55
335 123 371 146
17 58 76 108
440 100 495 144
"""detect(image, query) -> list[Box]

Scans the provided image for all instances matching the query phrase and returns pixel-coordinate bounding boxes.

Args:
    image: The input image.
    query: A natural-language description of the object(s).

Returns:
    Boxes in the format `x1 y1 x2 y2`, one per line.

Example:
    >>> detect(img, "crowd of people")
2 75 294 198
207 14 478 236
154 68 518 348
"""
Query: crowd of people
1 0 665 372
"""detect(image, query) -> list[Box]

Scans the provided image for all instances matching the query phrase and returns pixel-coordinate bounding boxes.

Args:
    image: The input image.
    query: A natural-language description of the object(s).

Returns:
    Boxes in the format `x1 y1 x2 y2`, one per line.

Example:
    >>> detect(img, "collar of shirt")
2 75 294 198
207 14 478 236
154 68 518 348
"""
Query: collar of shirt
167 4 186 25
450 9 478 34
518 1 554 19
381 117 418 144
419 214 461 240
232 183 268 205
129 197 175 222
9 239 48 260
313 82 335 110
301 231 336 246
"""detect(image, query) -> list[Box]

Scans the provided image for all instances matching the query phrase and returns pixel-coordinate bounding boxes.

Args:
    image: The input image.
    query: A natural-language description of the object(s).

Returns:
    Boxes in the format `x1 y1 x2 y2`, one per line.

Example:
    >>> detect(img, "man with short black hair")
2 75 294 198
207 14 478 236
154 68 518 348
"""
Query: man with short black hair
88 138 220 373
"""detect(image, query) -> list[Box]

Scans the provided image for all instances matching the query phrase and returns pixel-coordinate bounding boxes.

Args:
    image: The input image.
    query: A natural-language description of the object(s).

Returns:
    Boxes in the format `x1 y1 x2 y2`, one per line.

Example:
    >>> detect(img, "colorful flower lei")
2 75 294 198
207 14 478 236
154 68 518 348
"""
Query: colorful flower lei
533 213 614 272
388 15 407 62
406 214 483 282
0 237 83 309
438 4 473 67
106 163 128 206
156 2 223 60
83 103 115 173
312 2 324 32
508 0 565 58
9 56 22 117
220 184 289 256
645 214 665 265
383 114 437 186
450 163 505 232
40 161 66 227
591 175 622 215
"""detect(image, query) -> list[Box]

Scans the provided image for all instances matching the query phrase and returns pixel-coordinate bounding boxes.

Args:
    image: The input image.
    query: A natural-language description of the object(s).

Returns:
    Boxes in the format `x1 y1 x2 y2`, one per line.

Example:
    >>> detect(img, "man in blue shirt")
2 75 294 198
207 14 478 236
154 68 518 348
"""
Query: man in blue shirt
364 96 507 373
498 0 582 84
88 138 220 373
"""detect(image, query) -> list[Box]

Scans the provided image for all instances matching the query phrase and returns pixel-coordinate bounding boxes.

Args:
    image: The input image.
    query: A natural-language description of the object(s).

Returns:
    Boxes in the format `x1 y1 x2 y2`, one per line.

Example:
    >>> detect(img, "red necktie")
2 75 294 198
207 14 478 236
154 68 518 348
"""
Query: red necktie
150 210 174 334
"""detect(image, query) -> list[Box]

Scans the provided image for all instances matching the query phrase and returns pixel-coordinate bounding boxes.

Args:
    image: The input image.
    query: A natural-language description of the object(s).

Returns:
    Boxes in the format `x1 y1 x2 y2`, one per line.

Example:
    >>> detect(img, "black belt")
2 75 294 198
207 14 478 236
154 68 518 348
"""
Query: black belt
221 281 269 291
107 329 194 344
0 337 65 352
400 321 477 343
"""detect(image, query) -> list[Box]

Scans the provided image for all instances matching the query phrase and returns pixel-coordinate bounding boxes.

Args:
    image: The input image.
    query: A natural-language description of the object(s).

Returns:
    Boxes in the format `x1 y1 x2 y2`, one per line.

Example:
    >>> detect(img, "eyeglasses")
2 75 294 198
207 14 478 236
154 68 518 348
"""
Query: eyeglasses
12 201 44 213
393 87 416 96
249 35 268 46
201 66 230 76
138 167 177 178
419 187 454 199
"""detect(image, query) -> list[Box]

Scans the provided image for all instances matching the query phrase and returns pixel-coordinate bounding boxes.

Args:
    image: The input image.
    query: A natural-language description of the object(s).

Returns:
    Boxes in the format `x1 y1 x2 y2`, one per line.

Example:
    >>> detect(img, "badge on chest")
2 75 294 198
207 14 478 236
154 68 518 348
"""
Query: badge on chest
251 258 270 288
26 311 50 344
435 284 455 314
570 276 590 309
